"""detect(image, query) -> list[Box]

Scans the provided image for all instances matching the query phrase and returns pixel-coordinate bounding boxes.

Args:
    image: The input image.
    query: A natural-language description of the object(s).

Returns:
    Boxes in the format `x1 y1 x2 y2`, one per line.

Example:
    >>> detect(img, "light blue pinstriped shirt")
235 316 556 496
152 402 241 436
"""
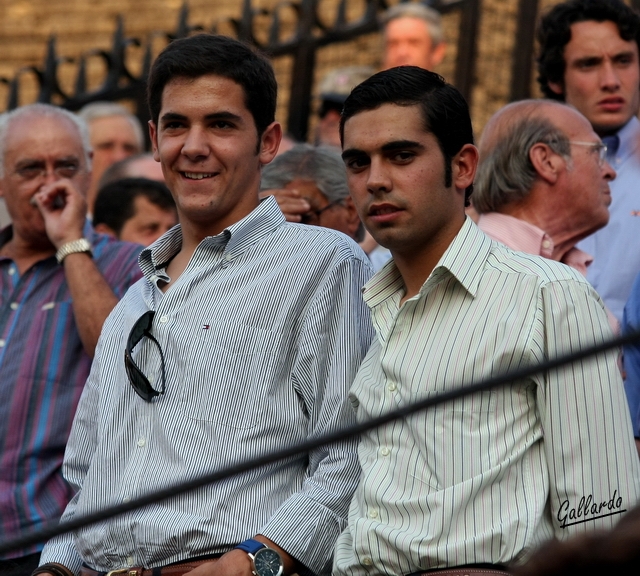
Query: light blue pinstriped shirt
40 197 374 575
334 218 640 576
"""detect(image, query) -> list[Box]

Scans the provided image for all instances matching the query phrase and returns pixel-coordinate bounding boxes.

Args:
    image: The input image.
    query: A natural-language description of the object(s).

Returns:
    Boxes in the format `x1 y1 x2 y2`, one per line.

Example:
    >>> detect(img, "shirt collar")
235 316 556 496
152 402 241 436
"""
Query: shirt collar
363 217 492 308
138 195 286 281
477 212 553 258
613 115 640 163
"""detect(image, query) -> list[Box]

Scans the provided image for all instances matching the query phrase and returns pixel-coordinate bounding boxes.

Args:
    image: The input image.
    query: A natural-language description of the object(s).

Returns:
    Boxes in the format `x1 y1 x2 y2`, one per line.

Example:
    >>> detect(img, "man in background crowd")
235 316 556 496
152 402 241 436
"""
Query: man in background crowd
0 104 142 576
474 99 618 332
537 0 640 324
78 102 144 213
380 2 446 71
93 177 177 246
261 144 363 241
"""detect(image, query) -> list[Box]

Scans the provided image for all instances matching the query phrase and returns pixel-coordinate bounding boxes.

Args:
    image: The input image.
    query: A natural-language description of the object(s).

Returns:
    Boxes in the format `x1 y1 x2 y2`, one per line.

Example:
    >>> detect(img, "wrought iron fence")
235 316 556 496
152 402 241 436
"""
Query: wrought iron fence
0 0 480 144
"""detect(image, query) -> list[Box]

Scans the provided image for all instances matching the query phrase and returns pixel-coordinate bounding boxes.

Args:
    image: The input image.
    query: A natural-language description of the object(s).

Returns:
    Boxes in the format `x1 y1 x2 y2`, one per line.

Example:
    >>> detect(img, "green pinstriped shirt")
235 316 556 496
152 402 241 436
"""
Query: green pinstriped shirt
334 218 640 576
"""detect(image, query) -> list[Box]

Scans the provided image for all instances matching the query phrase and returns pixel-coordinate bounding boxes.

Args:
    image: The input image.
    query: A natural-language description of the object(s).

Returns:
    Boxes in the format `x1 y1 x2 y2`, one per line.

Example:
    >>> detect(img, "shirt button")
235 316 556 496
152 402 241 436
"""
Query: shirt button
0 339 5 347
122 496 130 503
127 556 135 566
8 267 15 275
380 447 390 457
387 382 397 392
362 557 373 566
137 437 146 447
159 315 169 323
542 240 552 249
10 302 18 310
368 509 379 519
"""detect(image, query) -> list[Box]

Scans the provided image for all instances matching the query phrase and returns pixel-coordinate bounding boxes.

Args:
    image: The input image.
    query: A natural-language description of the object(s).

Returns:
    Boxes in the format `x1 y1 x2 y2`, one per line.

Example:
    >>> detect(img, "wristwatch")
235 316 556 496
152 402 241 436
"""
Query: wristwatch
235 538 284 576
55 238 92 264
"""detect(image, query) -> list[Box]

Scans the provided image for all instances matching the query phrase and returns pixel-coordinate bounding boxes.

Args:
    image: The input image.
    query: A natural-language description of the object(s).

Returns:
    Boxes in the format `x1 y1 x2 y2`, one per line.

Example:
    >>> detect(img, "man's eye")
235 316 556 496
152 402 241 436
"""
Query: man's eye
17 166 43 179
57 163 79 177
345 157 369 170
392 151 414 162
212 121 233 129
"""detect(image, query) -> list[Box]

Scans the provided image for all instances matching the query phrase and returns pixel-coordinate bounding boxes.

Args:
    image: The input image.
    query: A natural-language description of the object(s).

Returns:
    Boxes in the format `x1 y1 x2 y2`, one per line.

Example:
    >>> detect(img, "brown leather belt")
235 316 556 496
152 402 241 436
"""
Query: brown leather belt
79 558 217 576
409 567 511 576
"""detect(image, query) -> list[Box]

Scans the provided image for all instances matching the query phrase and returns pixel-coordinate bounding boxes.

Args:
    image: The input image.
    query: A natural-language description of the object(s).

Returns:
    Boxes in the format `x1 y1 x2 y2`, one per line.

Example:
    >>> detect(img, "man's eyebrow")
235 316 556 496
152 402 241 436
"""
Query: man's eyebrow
341 148 366 161
381 140 424 152
159 111 243 123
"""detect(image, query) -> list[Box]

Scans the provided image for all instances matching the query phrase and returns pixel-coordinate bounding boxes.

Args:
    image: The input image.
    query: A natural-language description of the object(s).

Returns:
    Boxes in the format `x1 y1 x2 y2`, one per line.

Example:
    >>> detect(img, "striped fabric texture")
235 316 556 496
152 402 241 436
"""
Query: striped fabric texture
40 197 375 576
0 226 143 560
333 218 640 576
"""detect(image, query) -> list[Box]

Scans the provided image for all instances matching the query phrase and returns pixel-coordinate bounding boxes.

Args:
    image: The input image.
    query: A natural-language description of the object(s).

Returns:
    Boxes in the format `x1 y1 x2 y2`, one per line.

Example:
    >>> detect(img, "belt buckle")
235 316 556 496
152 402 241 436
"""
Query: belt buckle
106 569 138 576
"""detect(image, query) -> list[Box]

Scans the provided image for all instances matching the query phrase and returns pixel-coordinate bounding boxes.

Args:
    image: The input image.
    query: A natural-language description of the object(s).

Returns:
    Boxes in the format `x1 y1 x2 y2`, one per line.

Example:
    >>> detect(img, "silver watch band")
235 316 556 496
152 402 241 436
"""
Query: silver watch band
55 238 92 264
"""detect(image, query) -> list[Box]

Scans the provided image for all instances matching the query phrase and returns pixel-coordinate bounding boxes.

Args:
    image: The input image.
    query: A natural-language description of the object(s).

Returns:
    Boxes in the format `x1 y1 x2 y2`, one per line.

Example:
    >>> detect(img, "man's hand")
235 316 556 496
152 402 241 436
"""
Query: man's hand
32 178 87 249
183 549 252 576
259 189 310 223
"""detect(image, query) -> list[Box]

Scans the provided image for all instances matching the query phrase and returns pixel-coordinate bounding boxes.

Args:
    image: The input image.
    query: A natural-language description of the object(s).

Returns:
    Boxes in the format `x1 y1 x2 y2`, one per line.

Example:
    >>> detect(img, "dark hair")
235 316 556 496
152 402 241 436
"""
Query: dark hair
93 177 176 234
340 66 474 203
147 34 277 137
536 0 640 100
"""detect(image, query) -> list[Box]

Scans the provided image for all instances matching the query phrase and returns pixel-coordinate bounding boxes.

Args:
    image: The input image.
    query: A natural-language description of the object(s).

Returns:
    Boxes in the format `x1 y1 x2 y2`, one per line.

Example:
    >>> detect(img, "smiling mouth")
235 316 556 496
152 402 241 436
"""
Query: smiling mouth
183 172 215 180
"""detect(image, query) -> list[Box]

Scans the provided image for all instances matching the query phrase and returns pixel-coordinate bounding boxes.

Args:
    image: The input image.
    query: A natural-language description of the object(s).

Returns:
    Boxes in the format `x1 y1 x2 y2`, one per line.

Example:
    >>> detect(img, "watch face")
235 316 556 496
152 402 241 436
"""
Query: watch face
253 547 283 576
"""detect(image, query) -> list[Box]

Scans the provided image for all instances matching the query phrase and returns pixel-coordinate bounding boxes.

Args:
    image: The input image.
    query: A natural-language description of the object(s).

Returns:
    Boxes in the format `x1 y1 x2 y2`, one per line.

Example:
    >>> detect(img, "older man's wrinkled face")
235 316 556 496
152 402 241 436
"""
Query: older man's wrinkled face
0 114 90 244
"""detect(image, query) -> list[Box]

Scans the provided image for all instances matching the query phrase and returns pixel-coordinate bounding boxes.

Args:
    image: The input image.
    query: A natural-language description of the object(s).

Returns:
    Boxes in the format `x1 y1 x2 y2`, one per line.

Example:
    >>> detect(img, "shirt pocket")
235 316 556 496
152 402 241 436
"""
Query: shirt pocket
177 323 272 428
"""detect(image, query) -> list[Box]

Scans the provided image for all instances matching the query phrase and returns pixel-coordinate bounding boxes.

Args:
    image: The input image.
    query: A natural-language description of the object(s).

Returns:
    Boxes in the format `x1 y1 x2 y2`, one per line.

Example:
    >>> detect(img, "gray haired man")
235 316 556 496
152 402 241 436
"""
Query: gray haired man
475 99 614 281
380 2 446 71
260 144 363 241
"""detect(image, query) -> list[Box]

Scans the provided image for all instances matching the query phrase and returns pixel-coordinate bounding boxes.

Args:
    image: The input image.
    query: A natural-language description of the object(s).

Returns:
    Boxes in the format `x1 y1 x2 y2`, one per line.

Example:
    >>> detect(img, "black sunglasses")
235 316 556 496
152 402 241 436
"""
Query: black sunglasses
124 310 166 402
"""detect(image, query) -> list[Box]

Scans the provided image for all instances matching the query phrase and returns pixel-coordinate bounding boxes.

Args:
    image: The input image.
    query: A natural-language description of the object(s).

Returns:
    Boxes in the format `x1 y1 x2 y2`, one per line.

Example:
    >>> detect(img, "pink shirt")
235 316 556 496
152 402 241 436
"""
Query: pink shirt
478 212 618 333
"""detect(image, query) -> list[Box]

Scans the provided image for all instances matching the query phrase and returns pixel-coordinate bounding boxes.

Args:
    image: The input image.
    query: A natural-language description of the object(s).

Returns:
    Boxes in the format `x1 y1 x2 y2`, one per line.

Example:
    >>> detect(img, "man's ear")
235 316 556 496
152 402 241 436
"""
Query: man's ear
547 80 564 97
529 142 563 184
259 122 283 166
430 42 446 68
452 144 478 192
343 197 362 238
149 120 160 162
94 223 118 239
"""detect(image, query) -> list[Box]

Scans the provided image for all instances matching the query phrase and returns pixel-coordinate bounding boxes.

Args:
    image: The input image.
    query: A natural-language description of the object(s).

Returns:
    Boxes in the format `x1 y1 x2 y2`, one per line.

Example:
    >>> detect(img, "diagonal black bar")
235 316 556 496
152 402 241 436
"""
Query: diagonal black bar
1 330 639 555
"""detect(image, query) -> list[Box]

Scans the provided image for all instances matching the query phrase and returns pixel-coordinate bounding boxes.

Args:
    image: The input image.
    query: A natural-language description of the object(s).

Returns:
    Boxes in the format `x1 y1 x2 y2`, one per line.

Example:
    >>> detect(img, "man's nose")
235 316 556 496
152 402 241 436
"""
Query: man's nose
600 61 621 90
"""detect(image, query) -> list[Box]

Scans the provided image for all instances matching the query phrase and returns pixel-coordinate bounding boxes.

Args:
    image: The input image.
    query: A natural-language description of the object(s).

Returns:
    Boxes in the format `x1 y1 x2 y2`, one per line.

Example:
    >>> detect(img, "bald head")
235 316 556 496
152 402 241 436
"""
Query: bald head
479 100 581 159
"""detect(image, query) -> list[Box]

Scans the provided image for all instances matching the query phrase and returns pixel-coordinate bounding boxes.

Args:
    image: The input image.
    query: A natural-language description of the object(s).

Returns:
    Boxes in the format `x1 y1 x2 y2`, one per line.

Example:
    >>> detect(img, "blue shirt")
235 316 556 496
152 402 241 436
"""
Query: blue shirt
623 271 640 437
0 226 142 560
578 116 640 323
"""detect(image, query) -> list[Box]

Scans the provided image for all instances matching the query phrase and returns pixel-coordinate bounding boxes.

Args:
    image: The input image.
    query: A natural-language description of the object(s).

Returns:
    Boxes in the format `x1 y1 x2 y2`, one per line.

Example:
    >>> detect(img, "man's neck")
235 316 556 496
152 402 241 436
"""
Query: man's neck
392 221 464 305
500 203 585 263
0 232 56 275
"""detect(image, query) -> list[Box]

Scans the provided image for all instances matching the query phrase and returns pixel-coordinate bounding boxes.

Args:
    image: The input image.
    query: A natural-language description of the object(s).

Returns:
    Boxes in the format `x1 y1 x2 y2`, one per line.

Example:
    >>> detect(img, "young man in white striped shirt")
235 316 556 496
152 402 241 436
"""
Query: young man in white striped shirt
36 34 374 576
333 66 640 576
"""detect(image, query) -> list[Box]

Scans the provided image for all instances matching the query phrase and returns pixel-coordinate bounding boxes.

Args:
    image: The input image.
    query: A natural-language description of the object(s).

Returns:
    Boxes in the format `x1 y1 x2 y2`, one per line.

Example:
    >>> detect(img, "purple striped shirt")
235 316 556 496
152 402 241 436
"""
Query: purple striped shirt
0 225 143 560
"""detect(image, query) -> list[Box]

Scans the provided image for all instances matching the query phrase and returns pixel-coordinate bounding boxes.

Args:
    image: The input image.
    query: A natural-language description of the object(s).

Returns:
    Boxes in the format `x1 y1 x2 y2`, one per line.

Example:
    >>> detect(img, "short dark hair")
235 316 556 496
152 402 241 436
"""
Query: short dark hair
93 177 176 235
536 0 640 100
340 66 474 203
147 34 277 137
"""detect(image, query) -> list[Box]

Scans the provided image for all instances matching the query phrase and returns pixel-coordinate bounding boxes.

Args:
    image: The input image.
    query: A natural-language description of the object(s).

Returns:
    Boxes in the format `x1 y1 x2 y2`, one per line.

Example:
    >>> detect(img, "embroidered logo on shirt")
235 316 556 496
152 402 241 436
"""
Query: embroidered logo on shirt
631 210 640 216
202 324 210 330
